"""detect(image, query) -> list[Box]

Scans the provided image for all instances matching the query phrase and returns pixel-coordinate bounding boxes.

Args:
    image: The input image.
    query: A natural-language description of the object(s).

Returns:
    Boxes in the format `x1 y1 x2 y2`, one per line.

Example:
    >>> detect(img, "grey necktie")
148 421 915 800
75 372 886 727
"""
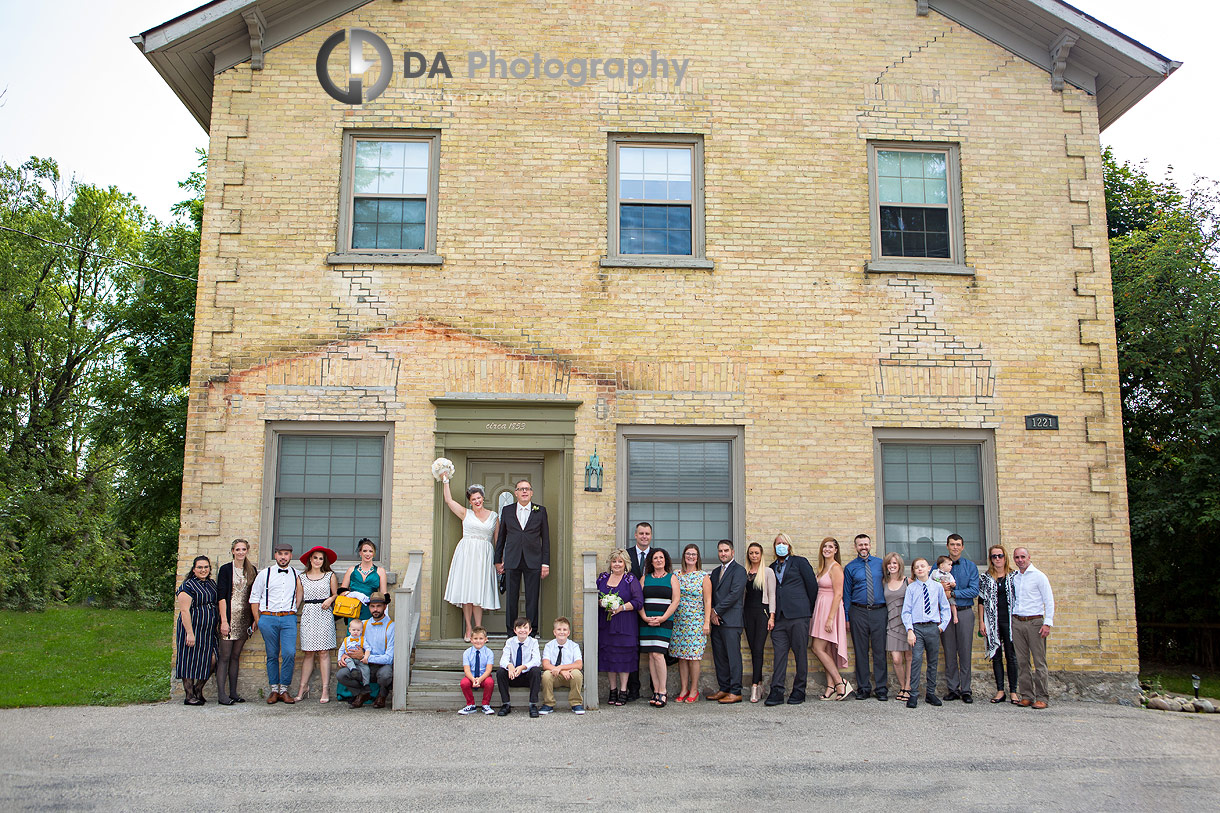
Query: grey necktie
865 558 875 604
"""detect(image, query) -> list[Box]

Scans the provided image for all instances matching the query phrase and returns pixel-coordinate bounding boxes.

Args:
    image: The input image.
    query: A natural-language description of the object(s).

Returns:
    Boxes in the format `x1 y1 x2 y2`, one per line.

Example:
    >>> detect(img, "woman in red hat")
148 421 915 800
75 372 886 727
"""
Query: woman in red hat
293 545 338 702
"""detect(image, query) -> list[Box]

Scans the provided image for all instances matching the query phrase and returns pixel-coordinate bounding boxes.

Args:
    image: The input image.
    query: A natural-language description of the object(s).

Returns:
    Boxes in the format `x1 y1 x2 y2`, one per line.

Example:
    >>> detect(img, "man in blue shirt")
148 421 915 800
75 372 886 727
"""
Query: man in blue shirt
941 533 980 703
842 533 888 701
338 593 395 708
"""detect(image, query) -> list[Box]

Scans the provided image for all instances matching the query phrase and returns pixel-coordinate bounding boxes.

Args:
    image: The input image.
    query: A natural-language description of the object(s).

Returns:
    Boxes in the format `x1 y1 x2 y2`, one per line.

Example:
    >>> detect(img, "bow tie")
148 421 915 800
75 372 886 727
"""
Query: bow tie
278 568 290 573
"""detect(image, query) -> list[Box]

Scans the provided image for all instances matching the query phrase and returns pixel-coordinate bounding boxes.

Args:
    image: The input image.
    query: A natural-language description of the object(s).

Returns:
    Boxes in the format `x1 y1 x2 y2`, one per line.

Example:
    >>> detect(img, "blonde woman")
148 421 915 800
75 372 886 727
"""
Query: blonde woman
216 538 256 705
810 537 851 700
596 549 644 705
672 544 712 703
743 542 776 702
883 552 912 703
978 544 1018 703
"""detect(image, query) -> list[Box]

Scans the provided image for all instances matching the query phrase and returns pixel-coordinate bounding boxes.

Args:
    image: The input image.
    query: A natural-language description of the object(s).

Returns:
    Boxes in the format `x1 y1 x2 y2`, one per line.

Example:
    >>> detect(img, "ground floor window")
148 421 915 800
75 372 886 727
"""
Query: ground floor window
265 424 393 563
874 428 997 564
618 426 744 562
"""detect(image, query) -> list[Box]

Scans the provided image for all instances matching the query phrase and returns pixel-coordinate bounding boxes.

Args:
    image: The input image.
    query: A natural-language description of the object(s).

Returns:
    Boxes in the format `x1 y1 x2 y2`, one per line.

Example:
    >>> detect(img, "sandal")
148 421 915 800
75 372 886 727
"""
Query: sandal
649 692 661 707
896 689 911 702
684 695 696 703
835 680 854 700
1010 696 1022 705
656 693 667 708
820 684 836 700
991 691 1007 704
675 693 688 703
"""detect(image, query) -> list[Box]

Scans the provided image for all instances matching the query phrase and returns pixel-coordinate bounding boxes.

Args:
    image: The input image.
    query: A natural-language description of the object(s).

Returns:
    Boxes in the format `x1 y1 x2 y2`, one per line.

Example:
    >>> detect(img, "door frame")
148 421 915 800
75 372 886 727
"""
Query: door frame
430 397 580 640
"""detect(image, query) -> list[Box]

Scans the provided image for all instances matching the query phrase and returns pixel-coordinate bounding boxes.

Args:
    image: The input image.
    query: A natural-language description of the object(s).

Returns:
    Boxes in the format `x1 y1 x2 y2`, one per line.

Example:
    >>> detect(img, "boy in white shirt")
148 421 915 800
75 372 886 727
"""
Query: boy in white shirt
458 626 496 715
496 617 542 718
539 617 584 715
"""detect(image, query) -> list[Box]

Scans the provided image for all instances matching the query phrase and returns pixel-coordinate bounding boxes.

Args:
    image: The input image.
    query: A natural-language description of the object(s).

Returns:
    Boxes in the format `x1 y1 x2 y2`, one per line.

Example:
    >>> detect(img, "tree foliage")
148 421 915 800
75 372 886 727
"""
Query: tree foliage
0 155 200 608
1105 148 1220 634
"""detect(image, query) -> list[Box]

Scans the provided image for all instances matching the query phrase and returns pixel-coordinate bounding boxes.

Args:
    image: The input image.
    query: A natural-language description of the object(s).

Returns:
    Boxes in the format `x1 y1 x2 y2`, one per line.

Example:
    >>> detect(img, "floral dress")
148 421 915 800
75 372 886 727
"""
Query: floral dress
670 569 708 660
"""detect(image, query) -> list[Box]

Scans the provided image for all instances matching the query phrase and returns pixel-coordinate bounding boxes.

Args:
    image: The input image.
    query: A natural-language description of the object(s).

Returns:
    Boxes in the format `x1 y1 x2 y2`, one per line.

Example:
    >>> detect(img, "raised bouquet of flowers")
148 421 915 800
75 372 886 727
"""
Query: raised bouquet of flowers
599 590 624 621
431 457 455 482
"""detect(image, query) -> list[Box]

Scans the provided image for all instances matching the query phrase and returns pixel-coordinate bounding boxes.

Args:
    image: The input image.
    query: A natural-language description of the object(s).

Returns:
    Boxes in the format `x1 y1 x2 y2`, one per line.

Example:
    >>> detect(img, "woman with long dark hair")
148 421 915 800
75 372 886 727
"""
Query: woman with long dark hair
176 555 219 706
216 539 256 704
638 548 680 708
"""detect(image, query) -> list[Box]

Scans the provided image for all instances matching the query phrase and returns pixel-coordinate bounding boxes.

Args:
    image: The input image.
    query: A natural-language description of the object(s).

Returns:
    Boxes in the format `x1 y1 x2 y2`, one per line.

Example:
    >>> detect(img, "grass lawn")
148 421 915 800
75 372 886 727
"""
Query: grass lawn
0 606 172 707
1140 663 1220 698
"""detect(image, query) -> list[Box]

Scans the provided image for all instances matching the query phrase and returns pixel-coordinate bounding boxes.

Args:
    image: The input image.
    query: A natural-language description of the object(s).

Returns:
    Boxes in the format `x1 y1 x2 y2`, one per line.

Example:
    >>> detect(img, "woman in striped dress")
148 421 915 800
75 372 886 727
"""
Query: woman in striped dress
176 556 219 706
638 548 679 707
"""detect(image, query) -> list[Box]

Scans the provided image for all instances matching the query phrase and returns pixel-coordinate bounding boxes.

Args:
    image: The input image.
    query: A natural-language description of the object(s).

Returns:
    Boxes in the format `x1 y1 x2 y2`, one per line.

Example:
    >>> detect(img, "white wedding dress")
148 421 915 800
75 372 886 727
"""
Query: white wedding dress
443 510 501 610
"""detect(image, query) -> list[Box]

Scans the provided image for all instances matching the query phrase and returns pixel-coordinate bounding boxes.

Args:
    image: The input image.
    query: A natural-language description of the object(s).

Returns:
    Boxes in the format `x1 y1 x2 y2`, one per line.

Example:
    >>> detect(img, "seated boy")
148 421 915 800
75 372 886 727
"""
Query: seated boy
496 617 542 718
459 626 496 715
540 616 585 715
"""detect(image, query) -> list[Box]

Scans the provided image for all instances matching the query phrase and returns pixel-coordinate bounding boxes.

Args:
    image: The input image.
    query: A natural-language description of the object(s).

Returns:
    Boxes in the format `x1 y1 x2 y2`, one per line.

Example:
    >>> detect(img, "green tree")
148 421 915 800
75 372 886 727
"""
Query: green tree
1105 149 1220 643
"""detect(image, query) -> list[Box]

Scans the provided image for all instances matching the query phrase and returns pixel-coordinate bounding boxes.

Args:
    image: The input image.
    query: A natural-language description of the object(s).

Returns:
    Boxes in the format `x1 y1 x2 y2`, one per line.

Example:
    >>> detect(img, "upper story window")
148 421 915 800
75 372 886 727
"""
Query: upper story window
329 130 442 265
867 142 970 275
602 134 712 270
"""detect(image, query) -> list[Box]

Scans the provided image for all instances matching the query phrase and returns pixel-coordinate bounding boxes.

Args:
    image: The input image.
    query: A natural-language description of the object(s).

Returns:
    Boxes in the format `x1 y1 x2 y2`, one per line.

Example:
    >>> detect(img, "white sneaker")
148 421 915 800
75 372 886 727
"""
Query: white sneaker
458 704 478 715
482 704 495 715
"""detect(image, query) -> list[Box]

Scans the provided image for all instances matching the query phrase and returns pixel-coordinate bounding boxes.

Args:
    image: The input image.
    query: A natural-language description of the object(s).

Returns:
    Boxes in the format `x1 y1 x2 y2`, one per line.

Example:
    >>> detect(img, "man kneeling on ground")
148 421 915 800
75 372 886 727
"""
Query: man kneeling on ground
338 593 395 708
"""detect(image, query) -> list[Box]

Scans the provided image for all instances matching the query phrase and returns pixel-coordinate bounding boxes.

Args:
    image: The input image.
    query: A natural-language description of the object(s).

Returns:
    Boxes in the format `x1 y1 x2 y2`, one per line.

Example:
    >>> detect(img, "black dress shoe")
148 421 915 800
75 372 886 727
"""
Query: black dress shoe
624 692 640 703
944 691 961 701
231 695 247 703
855 689 872 700
496 704 511 716
218 698 234 706
925 693 943 706
764 688 785 706
529 704 540 718
906 696 918 708
961 692 974 704
786 691 805 705
875 692 889 702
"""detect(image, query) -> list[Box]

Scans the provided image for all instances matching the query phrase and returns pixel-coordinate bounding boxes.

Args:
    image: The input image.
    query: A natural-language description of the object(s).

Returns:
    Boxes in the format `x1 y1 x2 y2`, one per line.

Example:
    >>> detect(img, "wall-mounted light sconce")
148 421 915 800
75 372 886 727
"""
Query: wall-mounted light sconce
584 449 603 492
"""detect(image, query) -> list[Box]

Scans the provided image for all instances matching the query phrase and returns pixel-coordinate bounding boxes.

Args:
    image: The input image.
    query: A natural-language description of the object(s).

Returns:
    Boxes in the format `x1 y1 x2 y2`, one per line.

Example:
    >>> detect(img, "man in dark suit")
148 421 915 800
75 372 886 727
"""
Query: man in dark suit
706 539 747 704
624 522 653 702
495 479 550 637
764 533 819 706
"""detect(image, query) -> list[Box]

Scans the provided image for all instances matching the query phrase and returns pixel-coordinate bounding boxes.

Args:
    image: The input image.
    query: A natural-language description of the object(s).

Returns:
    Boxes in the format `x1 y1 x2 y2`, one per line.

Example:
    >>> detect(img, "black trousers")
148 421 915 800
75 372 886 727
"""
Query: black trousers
769 616 810 699
743 604 770 685
849 604 888 694
496 666 540 705
992 615 1019 692
711 624 744 695
504 566 541 636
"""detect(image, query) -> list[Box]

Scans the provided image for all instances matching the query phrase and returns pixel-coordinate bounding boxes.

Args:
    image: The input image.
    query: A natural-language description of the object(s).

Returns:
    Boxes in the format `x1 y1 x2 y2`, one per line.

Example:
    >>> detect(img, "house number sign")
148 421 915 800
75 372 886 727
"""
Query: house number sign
1024 414 1059 430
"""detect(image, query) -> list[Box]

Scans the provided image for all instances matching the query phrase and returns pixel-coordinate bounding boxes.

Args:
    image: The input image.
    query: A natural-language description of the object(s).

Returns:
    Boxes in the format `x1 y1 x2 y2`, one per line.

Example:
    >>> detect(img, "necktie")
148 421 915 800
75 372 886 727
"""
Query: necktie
555 645 563 666
474 650 481 676
721 564 728 582
865 558 875 604
923 583 932 615
278 568 290 574
515 642 523 667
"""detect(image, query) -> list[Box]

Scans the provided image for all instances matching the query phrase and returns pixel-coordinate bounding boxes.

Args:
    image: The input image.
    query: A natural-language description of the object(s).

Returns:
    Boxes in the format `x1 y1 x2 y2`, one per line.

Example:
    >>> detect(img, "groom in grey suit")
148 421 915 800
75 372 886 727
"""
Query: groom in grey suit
494 479 550 636
706 539 747 703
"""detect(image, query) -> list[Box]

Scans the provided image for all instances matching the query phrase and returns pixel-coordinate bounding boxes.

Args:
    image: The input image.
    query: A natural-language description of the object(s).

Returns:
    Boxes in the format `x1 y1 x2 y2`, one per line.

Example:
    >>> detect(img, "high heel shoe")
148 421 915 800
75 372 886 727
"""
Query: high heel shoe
835 680 854 700
293 687 310 703
820 683 836 700
750 684 760 703
319 687 330 703
655 693 668 708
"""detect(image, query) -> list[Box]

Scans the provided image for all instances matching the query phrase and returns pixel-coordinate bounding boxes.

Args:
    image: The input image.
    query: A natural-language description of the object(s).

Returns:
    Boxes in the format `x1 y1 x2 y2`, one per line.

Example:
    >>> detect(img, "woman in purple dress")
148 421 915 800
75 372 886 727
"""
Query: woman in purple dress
597 549 644 706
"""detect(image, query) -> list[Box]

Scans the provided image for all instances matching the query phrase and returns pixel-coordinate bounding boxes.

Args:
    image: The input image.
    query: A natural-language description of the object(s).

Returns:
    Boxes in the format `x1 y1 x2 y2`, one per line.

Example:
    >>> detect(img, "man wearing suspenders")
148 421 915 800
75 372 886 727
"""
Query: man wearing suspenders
249 542 304 704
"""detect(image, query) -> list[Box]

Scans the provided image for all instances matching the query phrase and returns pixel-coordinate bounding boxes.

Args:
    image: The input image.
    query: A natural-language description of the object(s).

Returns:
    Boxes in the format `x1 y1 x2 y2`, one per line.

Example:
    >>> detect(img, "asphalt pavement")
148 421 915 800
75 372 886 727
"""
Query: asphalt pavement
1 697 1218 811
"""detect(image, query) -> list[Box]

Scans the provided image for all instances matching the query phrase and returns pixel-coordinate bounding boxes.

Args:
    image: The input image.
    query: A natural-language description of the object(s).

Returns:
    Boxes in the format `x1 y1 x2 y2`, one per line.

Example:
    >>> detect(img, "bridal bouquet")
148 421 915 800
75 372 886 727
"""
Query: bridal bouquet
599 591 624 621
431 457 455 482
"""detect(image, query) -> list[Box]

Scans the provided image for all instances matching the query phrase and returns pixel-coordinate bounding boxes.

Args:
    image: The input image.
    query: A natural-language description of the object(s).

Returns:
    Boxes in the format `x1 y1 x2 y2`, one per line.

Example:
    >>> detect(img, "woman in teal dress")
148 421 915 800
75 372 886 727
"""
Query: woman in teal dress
638 548 679 707
337 538 388 700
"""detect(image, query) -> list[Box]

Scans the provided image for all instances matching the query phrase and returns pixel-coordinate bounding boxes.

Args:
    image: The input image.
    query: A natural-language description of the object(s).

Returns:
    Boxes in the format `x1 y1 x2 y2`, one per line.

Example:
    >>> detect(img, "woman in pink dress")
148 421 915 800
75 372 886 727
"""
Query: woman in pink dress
811 536 852 700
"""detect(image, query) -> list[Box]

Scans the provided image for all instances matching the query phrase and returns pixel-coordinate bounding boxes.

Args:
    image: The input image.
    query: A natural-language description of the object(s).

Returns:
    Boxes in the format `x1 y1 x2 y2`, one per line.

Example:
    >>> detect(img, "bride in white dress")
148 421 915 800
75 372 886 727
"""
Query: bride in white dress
441 477 501 641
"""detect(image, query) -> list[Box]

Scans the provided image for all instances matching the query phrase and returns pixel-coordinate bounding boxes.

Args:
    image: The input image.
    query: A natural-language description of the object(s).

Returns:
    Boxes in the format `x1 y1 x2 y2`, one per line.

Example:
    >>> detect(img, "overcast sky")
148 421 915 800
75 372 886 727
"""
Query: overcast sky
0 1 1213 221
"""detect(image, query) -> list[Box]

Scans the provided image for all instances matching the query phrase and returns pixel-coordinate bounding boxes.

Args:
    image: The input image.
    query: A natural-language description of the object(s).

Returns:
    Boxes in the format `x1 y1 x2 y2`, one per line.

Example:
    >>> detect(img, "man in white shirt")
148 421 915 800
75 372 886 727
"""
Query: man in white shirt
249 541 303 704
1011 547 1055 709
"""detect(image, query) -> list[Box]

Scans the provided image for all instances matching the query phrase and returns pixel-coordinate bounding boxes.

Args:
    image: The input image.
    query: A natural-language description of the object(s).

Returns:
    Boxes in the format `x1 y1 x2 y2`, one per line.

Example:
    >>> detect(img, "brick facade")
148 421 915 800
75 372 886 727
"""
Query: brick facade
176 0 1139 690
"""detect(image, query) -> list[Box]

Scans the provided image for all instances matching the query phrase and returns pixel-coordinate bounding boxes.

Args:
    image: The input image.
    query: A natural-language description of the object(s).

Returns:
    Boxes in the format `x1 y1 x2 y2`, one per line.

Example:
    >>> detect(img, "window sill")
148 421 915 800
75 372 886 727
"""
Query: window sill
865 259 974 276
327 252 444 266
599 256 714 270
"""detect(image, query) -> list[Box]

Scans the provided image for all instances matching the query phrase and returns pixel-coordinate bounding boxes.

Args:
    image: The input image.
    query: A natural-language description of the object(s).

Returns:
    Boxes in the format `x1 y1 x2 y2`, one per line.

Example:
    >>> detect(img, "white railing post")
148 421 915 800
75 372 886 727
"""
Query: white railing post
392 550 424 711
582 551 600 710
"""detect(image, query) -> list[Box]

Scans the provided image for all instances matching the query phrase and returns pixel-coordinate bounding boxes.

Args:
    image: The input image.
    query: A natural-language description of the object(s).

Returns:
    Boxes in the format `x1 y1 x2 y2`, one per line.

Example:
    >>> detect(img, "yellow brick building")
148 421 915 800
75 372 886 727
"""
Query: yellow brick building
136 0 1176 705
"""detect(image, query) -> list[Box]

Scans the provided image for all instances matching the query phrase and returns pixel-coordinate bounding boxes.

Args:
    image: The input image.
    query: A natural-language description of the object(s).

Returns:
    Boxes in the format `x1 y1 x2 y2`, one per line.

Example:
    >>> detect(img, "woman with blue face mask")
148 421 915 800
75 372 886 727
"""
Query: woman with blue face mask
763 533 820 706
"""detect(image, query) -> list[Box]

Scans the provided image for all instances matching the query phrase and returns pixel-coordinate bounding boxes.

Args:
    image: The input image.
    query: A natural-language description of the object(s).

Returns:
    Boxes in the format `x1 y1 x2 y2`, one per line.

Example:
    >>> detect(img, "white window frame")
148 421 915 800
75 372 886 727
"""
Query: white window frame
260 421 395 570
866 141 972 276
872 427 998 566
328 130 442 265
602 133 713 270
616 425 745 563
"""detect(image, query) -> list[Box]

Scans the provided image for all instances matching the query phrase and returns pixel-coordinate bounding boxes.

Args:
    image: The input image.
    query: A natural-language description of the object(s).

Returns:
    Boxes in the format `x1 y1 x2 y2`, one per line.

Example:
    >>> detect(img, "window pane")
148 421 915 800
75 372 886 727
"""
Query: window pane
620 179 644 199
901 178 925 204
620 147 644 174
877 150 902 176
620 206 643 229
355 141 380 167
881 443 985 562
878 177 902 203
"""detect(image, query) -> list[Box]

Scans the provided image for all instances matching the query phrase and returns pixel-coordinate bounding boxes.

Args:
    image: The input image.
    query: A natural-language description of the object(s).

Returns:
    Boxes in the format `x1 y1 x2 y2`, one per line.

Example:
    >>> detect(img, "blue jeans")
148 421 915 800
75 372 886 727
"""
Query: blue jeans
260 614 297 688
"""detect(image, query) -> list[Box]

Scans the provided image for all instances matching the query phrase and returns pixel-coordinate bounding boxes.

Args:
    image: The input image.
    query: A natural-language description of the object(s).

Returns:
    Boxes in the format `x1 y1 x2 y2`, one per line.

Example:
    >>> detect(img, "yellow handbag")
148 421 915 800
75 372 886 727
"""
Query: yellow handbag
333 594 362 619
